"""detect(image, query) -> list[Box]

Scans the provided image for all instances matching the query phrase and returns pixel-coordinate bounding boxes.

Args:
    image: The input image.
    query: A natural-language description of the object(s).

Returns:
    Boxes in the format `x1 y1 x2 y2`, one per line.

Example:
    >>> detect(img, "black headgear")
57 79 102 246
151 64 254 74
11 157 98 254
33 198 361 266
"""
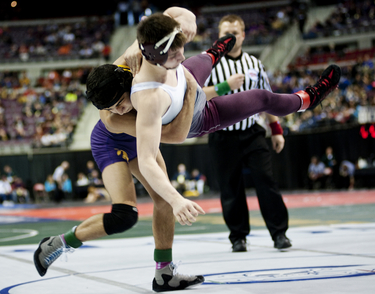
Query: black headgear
139 28 182 66
86 65 132 110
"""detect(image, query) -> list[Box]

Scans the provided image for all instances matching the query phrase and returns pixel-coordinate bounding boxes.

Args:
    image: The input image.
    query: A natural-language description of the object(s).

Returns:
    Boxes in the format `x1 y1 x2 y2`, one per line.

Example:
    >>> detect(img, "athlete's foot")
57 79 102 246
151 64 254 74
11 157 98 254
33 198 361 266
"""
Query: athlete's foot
152 262 204 292
296 64 341 111
206 34 236 67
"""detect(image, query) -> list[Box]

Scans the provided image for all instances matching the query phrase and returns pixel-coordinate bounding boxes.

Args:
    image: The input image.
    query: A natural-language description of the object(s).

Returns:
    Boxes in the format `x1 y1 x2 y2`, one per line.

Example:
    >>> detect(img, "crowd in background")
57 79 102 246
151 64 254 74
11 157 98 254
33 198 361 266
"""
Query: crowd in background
307 146 357 191
303 0 375 40
188 0 307 51
0 164 30 205
0 16 113 63
0 160 108 205
0 68 89 147
270 56 375 133
171 163 207 197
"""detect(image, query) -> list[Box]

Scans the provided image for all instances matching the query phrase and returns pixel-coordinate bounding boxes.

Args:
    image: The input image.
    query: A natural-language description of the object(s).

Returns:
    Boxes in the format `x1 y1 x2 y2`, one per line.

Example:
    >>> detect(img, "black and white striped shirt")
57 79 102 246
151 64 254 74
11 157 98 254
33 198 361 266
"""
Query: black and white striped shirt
204 52 272 131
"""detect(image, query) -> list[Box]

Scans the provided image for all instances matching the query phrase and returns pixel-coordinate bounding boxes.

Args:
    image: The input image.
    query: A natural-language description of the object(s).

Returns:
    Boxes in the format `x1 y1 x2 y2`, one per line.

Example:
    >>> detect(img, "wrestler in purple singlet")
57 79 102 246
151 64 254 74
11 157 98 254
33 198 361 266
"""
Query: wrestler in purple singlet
91 120 137 172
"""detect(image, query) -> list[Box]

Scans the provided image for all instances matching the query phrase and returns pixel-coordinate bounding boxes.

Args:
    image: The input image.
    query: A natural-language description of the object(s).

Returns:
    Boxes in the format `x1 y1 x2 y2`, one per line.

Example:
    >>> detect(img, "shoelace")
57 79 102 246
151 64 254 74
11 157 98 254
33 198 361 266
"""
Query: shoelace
45 235 75 265
170 261 197 281
44 247 63 266
61 234 76 262
170 260 181 276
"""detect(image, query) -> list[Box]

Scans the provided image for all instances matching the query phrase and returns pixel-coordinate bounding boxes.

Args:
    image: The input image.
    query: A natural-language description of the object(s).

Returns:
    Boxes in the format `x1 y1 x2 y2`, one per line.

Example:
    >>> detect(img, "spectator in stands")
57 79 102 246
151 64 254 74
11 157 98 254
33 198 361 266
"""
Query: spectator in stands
190 168 206 195
19 44 29 61
171 163 190 194
102 43 111 61
338 160 356 190
79 44 93 59
307 155 330 190
19 72 30 88
13 116 26 139
11 176 30 203
83 170 108 203
75 172 90 200
86 160 95 178
3 165 16 184
34 42 47 56
0 125 9 141
61 173 73 200
0 175 13 205
88 169 103 186
321 146 337 187
44 174 56 201
52 161 69 203
92 39 105 58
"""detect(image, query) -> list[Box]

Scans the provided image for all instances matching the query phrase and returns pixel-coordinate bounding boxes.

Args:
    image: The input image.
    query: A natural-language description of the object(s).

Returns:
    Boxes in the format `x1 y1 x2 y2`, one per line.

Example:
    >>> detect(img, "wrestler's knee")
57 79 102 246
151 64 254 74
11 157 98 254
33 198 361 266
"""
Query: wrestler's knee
103 204 138 235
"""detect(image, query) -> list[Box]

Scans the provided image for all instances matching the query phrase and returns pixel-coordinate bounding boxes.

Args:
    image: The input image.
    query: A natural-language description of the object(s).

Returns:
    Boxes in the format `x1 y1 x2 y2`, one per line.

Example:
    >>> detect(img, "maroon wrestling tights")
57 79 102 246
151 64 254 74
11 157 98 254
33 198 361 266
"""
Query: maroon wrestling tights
182 54 303 135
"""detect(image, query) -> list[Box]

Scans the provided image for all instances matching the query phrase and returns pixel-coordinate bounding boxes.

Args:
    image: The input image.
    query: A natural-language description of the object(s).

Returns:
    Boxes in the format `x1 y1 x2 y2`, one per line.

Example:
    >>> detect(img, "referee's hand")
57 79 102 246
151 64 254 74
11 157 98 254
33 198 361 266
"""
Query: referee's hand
227 73 245 90
271 134 285 154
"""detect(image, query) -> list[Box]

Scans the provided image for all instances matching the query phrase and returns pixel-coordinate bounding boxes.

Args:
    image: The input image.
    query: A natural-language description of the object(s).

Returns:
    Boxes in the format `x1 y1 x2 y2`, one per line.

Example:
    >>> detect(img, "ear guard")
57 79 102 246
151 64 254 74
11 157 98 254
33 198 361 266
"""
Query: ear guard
139 28 182 66
86 65 132 110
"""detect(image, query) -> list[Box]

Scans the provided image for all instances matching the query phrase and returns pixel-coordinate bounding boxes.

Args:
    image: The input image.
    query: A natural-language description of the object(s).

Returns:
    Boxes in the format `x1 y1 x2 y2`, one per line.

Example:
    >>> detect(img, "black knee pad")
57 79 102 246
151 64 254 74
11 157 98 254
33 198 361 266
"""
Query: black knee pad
103 204 138 235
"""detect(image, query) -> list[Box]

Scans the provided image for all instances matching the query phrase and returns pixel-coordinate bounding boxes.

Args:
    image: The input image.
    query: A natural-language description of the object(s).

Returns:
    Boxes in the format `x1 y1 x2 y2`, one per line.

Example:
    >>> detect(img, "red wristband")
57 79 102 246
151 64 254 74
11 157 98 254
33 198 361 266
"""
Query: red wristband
269 121 283 135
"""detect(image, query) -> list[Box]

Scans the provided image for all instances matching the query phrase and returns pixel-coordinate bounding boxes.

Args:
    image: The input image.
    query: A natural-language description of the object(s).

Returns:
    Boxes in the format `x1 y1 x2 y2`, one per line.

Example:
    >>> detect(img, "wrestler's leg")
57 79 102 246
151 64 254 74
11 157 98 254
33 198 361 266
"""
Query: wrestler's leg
33 161 137 277
182 54 213 87
75 161 137 241
129 151 203 291
129 154 175 250
203 90 302 133
183 34 236 87
201 64 342 134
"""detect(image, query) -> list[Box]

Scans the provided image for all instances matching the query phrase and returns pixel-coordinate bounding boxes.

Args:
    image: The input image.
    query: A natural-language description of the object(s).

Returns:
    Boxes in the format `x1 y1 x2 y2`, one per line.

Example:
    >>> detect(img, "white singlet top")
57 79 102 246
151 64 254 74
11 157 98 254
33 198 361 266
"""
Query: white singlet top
130 64 187 125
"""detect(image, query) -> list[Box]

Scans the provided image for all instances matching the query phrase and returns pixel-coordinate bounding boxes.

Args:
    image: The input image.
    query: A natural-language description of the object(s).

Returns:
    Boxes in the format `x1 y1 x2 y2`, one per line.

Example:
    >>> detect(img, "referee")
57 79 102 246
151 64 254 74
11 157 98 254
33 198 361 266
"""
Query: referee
203 14 291 252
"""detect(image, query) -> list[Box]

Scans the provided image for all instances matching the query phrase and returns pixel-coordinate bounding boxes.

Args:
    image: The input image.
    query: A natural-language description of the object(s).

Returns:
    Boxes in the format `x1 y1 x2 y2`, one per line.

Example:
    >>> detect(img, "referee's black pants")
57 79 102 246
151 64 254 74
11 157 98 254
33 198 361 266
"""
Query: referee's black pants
208 123 289 244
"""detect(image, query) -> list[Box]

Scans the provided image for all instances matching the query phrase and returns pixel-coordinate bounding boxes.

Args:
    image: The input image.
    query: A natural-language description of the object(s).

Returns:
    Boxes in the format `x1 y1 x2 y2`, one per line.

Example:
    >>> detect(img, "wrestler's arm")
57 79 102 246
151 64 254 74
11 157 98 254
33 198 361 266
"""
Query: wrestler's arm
163 7 196 43
114 7 196 74
100 68 196 143
133 89 204 225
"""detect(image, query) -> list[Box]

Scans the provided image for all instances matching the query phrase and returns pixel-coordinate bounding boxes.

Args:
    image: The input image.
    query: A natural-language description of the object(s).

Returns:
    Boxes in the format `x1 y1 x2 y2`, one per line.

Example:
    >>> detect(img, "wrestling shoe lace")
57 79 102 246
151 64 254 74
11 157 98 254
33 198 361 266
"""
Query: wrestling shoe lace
152 261 205 292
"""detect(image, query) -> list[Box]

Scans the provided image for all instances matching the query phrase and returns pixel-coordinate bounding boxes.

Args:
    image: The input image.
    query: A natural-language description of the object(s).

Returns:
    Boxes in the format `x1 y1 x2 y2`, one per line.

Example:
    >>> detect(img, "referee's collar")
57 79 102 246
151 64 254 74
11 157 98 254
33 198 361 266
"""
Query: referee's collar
225 51 243 61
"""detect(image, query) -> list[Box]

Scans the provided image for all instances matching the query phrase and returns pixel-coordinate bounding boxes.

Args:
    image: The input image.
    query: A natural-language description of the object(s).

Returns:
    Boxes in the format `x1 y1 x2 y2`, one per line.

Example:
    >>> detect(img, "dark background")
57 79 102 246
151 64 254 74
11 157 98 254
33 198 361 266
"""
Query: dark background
0 0 342 21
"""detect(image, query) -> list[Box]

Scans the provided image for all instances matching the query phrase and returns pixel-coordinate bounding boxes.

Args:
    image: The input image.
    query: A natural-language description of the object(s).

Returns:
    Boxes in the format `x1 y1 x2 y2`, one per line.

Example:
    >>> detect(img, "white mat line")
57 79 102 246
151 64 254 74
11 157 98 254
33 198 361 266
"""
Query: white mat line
251 246 375 259
69 273 153 294
0 252 153 293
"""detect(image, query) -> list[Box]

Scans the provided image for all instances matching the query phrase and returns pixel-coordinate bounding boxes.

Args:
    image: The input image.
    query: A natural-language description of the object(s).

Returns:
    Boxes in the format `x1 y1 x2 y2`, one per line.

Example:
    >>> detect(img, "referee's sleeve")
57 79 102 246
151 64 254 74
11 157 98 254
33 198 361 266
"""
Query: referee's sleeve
258 60 272 93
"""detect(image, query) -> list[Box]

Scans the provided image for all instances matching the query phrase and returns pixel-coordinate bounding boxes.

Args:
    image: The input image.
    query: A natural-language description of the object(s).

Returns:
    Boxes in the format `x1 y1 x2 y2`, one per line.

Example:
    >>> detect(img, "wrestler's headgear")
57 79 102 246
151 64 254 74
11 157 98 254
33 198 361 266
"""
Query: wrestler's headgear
139 27 182 66
86 65 132 110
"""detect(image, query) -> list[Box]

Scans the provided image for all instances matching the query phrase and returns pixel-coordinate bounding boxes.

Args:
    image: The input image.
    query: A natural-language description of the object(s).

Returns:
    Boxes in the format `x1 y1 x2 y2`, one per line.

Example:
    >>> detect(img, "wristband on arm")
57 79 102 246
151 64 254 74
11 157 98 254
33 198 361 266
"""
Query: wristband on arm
269 121 283 135
214 81 231 96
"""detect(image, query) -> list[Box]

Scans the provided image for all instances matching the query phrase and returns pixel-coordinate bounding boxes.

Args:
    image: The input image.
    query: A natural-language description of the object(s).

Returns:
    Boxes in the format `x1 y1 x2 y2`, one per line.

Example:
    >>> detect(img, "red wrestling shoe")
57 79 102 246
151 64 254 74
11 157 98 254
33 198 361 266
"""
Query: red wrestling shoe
296 64 341 111
206 34 236 67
